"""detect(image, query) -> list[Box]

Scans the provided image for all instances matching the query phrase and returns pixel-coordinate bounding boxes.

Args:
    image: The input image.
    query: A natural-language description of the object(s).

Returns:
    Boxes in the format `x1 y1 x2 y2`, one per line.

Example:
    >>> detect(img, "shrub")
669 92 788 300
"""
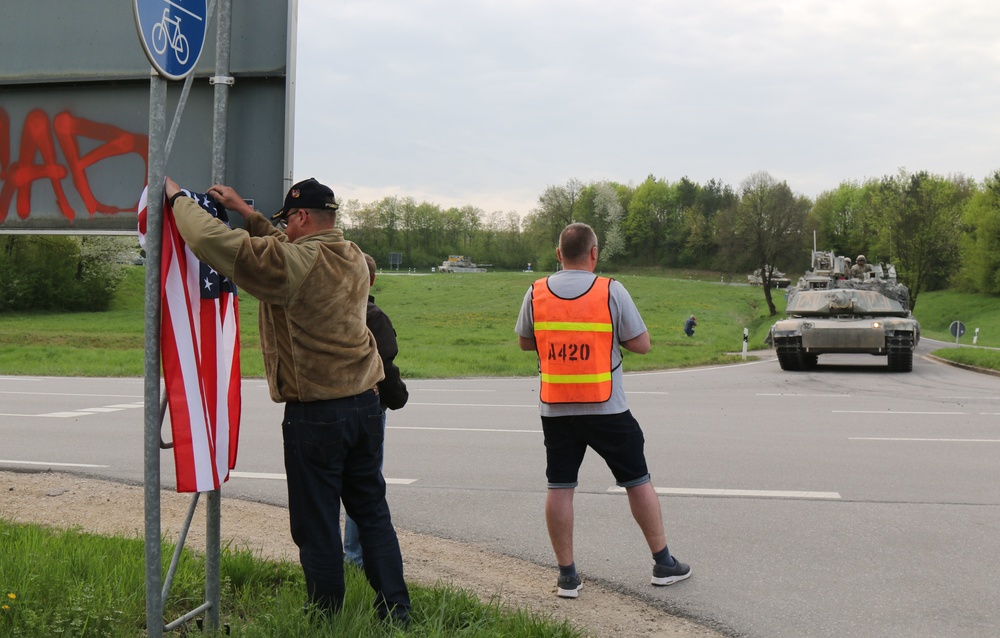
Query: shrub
0 236 130 312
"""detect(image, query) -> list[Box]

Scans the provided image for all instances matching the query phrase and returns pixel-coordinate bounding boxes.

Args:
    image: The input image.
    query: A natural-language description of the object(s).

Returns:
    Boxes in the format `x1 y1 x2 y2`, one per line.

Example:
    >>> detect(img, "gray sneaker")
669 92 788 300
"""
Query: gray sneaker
651 559 691 586
557 573 583 598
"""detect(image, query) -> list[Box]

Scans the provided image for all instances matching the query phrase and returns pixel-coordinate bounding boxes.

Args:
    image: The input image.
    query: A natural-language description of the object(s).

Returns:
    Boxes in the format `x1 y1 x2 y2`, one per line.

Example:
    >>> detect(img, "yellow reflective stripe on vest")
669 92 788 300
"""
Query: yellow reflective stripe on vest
540 371 613 384
534 321 613 332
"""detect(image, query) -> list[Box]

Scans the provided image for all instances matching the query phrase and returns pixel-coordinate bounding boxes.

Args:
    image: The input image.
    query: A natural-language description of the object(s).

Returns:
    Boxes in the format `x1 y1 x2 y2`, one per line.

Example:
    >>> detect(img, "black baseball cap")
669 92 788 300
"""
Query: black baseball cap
273 178 339 221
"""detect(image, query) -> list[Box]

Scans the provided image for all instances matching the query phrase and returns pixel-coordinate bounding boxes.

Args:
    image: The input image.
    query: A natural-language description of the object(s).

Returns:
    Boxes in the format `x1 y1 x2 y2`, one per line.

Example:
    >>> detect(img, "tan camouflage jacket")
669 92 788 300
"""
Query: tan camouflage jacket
171 198 383 403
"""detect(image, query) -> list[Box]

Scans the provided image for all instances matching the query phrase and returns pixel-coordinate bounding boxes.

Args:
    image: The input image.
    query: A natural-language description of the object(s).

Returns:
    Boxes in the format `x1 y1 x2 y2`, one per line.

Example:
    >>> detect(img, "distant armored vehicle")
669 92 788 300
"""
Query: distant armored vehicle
747 267 791 288
438 255 490 273
768 250 920 372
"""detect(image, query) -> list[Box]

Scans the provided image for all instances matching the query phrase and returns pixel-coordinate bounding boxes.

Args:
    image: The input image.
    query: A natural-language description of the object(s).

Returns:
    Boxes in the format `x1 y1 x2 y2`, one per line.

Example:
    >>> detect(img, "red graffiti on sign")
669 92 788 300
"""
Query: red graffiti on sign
0 108 148 224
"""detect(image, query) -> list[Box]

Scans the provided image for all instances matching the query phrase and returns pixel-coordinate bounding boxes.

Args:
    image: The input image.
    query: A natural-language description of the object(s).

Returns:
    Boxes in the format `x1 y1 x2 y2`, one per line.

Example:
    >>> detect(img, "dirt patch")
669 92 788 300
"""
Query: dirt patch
0 470 724 638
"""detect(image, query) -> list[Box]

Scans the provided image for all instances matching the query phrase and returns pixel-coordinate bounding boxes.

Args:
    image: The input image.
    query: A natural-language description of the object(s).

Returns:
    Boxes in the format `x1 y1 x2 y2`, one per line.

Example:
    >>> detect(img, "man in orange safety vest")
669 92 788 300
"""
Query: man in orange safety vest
515 222 691 600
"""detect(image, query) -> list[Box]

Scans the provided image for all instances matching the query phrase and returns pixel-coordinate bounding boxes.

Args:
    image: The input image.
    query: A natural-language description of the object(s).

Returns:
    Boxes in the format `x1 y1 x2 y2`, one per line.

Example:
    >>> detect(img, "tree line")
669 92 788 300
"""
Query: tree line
3 167 996 314
340 168 1000 313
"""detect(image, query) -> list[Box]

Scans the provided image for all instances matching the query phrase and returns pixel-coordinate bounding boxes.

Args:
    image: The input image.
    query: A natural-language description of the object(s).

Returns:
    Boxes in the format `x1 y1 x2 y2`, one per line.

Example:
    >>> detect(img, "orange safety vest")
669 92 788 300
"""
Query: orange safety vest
531 276 616 404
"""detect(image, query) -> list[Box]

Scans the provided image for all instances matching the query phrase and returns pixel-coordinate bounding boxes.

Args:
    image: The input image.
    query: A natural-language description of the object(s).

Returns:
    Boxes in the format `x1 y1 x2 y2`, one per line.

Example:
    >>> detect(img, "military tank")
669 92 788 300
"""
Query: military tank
768 250 920 372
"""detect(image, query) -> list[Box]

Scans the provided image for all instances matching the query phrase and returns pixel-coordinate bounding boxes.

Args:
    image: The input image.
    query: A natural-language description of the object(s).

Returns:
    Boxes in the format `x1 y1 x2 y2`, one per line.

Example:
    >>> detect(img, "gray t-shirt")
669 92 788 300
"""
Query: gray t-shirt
515 269 647 416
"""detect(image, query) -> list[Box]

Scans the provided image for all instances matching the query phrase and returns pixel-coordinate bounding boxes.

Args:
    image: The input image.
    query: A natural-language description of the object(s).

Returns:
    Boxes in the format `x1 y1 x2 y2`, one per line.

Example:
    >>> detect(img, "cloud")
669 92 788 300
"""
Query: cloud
294 0 1000 212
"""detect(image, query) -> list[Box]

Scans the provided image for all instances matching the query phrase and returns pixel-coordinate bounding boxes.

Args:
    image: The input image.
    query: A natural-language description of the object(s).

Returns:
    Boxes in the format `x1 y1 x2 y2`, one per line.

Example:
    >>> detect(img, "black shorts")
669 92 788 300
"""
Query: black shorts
541 410 650 489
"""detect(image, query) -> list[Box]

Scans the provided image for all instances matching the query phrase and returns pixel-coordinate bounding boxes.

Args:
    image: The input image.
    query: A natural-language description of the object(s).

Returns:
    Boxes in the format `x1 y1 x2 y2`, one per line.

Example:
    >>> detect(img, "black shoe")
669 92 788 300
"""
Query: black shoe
378 607 411 629
557 573 583 598
651 559 691 586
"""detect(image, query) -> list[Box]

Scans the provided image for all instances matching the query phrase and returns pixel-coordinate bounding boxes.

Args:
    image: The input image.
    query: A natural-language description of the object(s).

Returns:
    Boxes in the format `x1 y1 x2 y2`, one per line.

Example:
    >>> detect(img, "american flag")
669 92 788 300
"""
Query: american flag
138 186 241 493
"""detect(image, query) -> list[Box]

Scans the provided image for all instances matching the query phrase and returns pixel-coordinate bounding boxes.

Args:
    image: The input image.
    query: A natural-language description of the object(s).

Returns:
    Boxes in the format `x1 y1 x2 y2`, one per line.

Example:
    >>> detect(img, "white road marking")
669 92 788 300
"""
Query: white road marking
832 410 969 415
0 402 145 419
850 437 1000 443
389 426 541 433
416 389 498 393
230 471 416 484
757 393 850 397
407 402 536 408
0 459 109 468
628 358 773 376
0 391 143 398
609 486 842 499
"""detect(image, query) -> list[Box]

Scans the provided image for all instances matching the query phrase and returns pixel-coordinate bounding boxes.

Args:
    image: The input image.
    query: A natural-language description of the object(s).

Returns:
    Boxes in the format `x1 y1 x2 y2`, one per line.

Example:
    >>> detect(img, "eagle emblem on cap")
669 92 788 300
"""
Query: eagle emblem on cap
291 189 300 198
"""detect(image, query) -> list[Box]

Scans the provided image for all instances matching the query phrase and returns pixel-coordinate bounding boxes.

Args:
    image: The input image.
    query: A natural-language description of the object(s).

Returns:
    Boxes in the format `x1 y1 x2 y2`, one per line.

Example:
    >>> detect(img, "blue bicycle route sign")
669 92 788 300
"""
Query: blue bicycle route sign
133 0 208 80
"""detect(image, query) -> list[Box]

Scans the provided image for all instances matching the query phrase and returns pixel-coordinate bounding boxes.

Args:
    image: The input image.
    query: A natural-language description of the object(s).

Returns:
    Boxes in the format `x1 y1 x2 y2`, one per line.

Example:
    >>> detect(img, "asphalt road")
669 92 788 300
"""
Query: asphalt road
2 340 998 637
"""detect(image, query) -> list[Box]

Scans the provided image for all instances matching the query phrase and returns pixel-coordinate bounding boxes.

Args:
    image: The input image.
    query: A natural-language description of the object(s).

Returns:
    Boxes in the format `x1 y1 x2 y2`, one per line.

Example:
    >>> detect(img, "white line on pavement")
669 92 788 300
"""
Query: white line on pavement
0 403 145 418
0 459 109 468
757 393 851 397
230 471 416 484
832 410 969 415
0 391 143 398
609 486 842 499
850 437 1000 443
388 426 541 433
416 389 497 393
406 402 536 408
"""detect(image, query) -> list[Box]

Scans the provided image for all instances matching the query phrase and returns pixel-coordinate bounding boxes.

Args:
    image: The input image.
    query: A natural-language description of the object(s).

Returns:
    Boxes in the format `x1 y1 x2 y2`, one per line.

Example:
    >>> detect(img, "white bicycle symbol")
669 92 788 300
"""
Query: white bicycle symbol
151 8 190 65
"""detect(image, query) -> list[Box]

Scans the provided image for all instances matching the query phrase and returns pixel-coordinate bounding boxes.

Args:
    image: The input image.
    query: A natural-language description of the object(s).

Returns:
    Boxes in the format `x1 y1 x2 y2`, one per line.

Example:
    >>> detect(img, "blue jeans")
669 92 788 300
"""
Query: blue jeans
343 409 387 567
282 391 410 622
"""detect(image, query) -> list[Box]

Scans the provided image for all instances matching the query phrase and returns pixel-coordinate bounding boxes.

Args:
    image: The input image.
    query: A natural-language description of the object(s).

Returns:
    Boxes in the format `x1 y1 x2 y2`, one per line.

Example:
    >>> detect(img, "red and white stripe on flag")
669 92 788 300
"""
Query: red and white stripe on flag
138 185 241 493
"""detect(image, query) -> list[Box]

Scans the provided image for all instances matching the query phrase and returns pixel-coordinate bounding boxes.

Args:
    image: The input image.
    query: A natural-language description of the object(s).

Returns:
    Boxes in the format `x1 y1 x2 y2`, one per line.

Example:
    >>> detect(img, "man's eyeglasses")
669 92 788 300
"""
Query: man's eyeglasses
277 209 308 231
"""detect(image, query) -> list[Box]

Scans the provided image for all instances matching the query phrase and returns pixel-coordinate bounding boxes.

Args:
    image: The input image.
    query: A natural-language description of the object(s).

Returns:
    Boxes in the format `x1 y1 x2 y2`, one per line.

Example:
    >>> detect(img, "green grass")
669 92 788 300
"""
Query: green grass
4 267 1000 376
0 267 780 378
0 519 582 638
911 289 1000 371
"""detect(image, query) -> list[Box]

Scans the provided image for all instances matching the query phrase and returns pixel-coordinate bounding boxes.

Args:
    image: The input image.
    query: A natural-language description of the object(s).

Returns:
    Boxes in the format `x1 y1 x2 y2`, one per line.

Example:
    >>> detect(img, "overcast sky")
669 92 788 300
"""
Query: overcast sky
292 0 1000 216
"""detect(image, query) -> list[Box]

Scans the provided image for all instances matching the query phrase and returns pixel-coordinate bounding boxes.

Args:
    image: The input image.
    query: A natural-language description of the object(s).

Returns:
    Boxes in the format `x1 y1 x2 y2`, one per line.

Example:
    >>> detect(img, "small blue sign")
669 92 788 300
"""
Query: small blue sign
133 0 208 80
950 321 966 338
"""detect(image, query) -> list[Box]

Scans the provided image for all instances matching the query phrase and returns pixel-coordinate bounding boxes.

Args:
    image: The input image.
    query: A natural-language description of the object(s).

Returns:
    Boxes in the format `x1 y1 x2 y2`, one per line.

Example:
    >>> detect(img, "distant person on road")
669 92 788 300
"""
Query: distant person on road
162 176 411 626
851 254 873 279
684 315 697 337
515 222 691 600
343 253 409 568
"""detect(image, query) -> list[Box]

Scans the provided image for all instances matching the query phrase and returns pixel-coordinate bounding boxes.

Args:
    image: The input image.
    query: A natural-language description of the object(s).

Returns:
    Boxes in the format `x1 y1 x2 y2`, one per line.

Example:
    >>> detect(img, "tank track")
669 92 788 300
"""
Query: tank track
886 333 915 372
775 337 818 371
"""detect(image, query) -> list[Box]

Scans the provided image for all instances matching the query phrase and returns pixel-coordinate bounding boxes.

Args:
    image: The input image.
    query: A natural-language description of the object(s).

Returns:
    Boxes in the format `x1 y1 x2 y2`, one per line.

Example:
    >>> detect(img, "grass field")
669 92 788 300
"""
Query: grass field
0 519 581 638
0 267 998 377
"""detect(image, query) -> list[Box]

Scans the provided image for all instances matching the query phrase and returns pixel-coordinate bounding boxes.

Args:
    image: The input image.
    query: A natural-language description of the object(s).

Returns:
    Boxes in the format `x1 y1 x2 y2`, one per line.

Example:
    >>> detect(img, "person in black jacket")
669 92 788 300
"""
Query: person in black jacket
683 315 697 337
344 254 408 567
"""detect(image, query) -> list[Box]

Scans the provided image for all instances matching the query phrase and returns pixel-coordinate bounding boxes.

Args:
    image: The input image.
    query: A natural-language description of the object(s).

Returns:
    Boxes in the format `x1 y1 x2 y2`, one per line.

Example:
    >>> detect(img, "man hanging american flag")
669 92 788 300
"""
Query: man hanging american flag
138 185 241 493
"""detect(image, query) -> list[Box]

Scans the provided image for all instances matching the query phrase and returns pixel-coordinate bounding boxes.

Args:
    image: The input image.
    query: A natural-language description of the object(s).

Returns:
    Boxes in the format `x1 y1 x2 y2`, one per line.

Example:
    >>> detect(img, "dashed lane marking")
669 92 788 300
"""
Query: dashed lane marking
0 459 109 468
850 437 1000 443
230 471 417 485
0 402 145 419
609 486 842 499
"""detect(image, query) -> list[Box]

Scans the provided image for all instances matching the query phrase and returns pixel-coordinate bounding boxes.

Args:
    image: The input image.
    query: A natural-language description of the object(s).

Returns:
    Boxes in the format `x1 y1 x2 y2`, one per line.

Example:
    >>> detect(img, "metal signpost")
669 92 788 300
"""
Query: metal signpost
951 320 966 345
1 2 293 633
134 2 212 636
